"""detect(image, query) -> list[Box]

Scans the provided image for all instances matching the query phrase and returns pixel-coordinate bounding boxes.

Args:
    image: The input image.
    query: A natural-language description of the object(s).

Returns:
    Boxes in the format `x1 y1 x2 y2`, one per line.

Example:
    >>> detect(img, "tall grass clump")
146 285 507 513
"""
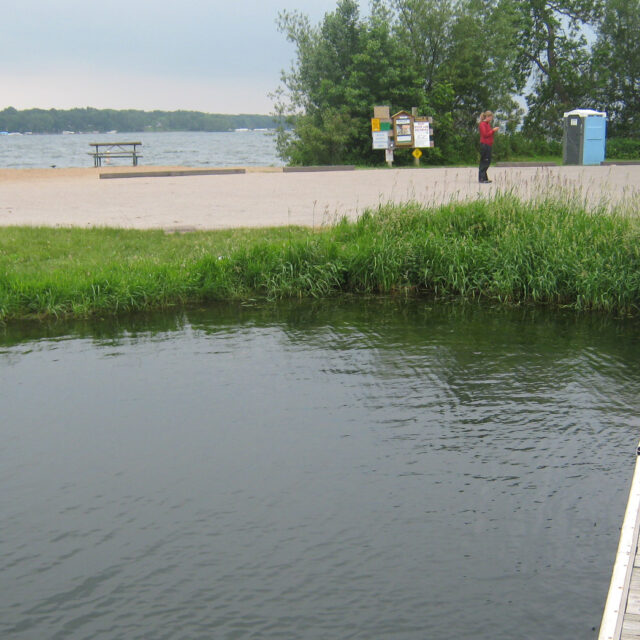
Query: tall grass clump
1 192 639 322
341 193 640 312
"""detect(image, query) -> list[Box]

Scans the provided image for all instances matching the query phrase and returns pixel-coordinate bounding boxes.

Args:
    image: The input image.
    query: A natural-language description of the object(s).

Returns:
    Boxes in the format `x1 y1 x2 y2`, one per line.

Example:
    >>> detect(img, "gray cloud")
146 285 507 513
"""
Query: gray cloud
2 0 343 112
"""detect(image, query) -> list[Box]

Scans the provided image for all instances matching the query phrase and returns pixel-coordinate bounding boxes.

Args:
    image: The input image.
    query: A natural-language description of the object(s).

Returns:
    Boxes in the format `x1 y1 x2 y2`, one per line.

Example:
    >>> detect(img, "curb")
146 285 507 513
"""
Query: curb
100 168 246 179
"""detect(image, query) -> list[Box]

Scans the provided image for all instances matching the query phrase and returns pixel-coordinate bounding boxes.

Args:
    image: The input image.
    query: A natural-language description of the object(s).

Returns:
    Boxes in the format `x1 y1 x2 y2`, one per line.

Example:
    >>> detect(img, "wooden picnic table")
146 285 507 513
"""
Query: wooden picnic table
89 141 142 167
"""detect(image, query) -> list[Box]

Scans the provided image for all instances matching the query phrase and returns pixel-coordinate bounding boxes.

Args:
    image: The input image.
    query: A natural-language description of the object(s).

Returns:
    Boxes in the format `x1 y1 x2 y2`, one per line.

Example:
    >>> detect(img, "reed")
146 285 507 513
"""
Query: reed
1 191 639 321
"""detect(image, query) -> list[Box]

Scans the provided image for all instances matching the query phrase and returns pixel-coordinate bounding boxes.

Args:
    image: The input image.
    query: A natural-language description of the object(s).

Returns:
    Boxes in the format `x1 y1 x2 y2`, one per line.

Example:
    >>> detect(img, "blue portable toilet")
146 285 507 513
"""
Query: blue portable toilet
562 109 607 165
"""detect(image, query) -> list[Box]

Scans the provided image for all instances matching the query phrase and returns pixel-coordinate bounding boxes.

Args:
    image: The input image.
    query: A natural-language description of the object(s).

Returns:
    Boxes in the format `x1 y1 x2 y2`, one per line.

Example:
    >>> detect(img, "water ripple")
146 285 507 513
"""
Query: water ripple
1 303 640 639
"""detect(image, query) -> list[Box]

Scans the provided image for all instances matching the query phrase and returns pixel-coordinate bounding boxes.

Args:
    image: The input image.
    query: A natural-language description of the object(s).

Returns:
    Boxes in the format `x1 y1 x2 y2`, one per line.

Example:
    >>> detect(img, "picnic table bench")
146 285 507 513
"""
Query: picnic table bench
89 141 142 167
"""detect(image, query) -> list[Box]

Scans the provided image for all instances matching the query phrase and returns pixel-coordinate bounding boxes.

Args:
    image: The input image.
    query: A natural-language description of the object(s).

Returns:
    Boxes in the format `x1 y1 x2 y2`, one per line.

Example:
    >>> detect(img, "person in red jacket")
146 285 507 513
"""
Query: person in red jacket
478 111 499 183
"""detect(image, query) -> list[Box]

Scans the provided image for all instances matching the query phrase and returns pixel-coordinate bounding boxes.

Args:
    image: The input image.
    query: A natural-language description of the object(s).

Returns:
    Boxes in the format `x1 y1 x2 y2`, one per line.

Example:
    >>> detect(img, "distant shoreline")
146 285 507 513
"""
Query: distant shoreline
1 129 277 136
0 106 279 135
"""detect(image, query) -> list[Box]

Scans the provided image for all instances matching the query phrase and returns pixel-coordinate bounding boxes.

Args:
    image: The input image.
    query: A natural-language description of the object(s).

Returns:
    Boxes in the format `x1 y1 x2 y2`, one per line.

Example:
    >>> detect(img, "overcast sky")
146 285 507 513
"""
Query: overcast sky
2 0 346 114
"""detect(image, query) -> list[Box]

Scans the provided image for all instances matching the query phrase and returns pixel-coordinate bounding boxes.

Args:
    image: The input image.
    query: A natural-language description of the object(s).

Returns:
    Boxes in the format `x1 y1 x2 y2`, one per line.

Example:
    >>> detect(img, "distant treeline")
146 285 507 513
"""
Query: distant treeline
0 107 279 134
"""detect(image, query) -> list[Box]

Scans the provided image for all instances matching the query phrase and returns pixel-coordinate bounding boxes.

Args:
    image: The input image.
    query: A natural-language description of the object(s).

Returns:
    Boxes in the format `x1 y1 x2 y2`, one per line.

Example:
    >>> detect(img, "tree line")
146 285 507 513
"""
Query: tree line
0 107 278 134
273 0 640 165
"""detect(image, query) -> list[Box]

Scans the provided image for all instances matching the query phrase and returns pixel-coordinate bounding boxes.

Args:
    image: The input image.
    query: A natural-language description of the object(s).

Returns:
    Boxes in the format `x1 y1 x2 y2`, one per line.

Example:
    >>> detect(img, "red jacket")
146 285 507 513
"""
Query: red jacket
479 120 495 145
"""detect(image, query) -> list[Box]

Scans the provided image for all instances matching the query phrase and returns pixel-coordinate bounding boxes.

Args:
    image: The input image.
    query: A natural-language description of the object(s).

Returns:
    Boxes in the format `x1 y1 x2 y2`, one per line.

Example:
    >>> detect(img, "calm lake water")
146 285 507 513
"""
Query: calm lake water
2 299 640 640
0 130 281 169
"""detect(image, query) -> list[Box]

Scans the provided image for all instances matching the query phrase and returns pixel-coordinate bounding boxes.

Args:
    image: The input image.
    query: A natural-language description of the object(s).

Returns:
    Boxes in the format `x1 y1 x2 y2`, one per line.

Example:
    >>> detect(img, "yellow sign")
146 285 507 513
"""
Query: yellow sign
412 148 422 159
371 118 381 132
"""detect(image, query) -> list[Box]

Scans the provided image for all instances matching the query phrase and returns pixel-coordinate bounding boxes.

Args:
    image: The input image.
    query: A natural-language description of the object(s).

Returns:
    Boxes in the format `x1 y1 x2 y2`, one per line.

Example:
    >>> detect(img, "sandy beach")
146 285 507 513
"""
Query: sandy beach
1 164 639 231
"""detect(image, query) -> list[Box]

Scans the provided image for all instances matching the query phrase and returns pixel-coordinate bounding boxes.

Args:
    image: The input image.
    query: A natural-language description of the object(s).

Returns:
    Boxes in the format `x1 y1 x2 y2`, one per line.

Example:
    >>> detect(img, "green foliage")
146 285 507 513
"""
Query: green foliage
590 0 640 136
274 0 427 165
2 192 640 321
514 0 604 137
275 0 526 166
492 132 562 161
606 137 640 160
274 0 630 166
0 107 278 134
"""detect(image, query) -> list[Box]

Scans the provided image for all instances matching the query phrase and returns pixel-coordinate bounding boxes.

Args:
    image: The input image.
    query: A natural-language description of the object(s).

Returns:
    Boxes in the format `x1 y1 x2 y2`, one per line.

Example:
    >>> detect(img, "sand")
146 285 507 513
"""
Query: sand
1 164 639 231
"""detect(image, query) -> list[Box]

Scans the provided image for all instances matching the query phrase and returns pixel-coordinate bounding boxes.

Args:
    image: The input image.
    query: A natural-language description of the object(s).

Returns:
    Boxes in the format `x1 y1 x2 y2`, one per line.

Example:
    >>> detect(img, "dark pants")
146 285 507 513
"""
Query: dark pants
479 143 492 182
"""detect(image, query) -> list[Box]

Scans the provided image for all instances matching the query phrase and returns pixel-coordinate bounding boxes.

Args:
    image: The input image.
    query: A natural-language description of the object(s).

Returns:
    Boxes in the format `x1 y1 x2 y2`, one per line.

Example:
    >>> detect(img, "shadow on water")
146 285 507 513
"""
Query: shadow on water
3 297 640 383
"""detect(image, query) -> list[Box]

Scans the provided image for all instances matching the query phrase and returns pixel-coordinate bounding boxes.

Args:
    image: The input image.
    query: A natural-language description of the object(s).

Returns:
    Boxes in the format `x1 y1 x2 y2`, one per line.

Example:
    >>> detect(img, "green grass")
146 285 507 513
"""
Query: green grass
1 192 640 321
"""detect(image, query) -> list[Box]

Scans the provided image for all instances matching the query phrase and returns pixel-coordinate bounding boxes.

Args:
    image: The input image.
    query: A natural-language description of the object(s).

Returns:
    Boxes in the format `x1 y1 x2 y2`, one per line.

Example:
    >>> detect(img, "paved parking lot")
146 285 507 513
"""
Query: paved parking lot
1 164 639 231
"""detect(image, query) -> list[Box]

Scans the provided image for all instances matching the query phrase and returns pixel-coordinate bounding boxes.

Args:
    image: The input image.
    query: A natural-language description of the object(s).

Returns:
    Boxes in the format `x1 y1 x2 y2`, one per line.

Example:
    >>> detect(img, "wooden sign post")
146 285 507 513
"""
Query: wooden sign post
392 111 414 148
371 106 435 167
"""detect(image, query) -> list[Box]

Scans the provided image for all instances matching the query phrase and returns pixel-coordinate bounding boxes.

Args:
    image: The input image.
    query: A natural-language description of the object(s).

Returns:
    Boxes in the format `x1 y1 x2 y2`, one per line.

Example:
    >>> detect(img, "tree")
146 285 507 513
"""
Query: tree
591 0 640 136
273 0 427 165
512 0 603 136
273 0 612 165
392 0 523 160
391 0 453 95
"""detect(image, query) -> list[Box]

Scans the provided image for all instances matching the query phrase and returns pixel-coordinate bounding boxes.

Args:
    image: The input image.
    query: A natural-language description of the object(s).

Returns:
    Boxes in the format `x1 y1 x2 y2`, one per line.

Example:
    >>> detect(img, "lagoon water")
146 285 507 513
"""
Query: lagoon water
0 130 281 169
2 299 640 639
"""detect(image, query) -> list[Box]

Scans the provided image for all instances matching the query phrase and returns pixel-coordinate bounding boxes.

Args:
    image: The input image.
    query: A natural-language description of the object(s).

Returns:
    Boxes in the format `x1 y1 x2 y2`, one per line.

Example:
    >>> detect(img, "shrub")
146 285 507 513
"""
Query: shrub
606 137 640 160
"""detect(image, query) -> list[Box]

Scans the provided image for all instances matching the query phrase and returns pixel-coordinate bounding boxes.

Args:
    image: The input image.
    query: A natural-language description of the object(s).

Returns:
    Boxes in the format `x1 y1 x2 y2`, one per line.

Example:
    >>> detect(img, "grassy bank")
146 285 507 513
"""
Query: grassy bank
1 192 639 321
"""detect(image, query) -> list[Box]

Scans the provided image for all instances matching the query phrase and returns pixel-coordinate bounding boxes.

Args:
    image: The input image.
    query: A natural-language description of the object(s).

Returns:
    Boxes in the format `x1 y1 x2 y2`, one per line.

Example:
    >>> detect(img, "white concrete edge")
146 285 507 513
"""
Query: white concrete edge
599 441 640 640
